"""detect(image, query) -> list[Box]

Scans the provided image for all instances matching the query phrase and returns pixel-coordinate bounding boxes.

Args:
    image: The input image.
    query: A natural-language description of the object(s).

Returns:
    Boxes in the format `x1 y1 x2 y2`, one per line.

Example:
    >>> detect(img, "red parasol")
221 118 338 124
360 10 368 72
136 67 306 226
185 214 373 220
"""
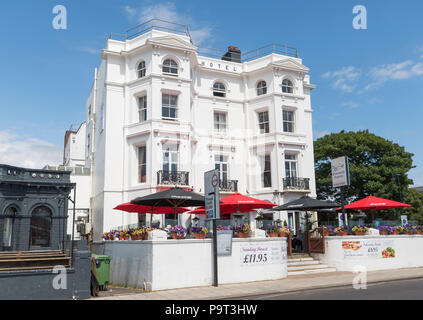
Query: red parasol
341 196 411 211
114 202 189 214
337 196 412 226
114 202 191 226
188 193 277 215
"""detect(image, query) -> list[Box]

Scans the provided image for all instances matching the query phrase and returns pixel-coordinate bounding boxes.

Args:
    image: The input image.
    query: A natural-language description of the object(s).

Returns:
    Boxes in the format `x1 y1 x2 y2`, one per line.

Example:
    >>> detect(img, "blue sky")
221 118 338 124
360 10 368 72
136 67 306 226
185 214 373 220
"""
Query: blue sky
0 0 422 186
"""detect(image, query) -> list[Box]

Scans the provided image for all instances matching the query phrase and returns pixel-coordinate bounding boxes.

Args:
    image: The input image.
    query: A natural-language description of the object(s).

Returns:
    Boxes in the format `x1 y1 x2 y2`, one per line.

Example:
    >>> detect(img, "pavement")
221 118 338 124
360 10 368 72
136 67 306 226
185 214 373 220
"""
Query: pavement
93 267 423 300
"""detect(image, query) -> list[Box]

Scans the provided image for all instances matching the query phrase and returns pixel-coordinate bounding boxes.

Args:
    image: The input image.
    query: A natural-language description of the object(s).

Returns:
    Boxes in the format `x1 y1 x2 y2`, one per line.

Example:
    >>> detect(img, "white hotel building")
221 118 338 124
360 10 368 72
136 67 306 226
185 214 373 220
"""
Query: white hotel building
73 21 317 241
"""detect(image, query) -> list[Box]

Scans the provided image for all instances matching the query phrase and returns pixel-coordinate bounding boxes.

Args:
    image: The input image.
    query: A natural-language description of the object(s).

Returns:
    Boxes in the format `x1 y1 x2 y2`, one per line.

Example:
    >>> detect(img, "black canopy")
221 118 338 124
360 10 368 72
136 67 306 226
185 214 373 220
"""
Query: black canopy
271 196 340 211
131 187 205 220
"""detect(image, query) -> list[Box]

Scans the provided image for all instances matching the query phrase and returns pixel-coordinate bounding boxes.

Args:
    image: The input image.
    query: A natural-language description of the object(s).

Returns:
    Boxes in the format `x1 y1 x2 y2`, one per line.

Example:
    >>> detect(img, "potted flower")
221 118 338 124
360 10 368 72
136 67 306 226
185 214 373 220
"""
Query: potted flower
117 229 130 240
265 225 280 238
416 226 423 235
392 226 404 235
278 226 291 237
169 225 187 240
216 225 230 231
378 226 391 236
233 224 250 238
130 228 144 240
322 226 334 237
191 226 208 239
103 232 114 241
334 226 349 236
352 225 368 236
403 224 416 235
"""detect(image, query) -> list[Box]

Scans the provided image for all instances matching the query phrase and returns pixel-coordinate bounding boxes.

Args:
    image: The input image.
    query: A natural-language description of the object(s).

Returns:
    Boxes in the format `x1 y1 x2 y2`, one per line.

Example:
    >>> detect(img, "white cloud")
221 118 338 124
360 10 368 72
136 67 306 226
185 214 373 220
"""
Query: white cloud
77 46 99 55
364 60 423 91
123 2 214 45
314 130 331 139
341 101 359 109
322 66 361 93
0 131 62 169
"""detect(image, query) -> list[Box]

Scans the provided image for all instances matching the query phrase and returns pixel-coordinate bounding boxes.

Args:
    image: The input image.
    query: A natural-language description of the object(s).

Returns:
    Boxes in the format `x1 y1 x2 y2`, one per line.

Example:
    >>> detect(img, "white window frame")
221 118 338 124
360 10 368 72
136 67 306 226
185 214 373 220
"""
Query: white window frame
162 94 178 120
283 109 295 133
137 61 146 78
162 144 179 173
284 154 298 179
213 82 226 97
215 155 229 182
138 146 147 184
214 112 227 133
282 79 294 94
138 96 147 122
257 80 267 96
260 154 272 188
257 110 270 134
162 59 178 76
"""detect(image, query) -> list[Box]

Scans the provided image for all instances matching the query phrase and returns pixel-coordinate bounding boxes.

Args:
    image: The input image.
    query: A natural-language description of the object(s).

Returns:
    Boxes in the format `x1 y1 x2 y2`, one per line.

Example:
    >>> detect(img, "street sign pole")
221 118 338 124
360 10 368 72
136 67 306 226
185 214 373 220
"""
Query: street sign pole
204 169 220 287
331 156 350 228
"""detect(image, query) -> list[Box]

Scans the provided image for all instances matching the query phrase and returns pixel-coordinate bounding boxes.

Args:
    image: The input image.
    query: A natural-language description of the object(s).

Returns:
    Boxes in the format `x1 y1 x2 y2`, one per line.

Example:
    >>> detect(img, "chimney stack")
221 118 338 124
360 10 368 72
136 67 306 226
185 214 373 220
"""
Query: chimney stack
222 46 241 63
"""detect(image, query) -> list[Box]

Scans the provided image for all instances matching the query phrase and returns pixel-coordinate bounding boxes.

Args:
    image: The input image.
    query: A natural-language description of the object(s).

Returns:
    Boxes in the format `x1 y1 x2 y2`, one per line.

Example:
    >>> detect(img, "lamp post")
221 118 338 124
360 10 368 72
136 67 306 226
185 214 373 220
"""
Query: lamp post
393 174 404 216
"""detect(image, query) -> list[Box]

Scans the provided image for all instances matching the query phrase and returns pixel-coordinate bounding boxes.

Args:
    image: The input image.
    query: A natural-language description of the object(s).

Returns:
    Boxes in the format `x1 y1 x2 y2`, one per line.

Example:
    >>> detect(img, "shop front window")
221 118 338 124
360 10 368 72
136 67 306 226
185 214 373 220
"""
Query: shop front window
30 206 52 248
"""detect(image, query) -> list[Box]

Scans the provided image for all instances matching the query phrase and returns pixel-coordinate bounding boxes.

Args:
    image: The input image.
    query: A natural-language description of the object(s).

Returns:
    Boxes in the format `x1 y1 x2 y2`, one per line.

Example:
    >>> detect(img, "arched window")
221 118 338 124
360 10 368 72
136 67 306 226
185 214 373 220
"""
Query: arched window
257 81 267 96
3 207 17 248
30 206 52 248
282 79 294 94
213 82 226 97
162 59 178 75
137 61 146 78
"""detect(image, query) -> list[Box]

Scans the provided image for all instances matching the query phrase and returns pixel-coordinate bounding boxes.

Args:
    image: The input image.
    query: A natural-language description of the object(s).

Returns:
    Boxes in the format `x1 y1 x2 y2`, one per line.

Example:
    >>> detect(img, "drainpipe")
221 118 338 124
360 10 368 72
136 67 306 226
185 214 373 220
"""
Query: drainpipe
89 68 98 240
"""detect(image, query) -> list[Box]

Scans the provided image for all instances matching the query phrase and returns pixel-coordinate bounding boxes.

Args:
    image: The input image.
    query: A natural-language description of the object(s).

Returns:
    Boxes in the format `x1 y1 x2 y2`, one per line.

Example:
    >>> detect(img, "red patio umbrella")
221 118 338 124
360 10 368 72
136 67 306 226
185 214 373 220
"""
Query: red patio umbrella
114 202 190 226
337 195 411 226
114 202 189 214
188 193 277 215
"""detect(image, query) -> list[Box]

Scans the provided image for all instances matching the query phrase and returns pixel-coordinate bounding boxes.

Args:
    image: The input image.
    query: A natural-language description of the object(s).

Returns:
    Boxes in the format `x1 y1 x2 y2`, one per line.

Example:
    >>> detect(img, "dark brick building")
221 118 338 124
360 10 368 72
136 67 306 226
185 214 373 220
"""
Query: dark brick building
0 164 74 252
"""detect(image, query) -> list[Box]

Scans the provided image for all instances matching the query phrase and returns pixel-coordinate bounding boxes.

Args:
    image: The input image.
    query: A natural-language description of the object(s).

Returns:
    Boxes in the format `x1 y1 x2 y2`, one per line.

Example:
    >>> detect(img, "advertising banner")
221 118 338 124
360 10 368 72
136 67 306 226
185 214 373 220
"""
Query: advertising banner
341 239 396 259
240 241 287 266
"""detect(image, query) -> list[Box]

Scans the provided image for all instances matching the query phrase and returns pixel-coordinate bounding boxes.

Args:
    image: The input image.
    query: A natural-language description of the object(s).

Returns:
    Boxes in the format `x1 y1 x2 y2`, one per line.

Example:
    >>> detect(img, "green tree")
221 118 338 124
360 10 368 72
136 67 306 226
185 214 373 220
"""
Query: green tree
403 188 423 224
314 130 416 221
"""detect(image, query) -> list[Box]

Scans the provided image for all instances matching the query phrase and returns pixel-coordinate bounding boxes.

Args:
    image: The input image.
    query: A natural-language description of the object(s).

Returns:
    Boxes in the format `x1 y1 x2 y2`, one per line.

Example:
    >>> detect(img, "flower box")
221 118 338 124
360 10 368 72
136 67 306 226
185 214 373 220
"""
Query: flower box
268 232 279 238
379 230 389 236
171 233 185 240
193 233 207 239
237 232 249 238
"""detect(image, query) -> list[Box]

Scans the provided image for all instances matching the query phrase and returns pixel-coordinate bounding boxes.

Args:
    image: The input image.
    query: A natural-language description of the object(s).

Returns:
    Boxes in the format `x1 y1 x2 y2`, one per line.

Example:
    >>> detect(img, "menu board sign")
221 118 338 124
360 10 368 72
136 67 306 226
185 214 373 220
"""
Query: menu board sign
342 240 396 259
240 241 287 266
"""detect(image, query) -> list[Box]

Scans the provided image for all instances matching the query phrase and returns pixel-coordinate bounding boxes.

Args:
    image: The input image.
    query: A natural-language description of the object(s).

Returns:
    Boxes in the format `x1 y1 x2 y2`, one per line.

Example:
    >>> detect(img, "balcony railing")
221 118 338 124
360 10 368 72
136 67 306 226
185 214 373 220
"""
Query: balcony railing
283 177 310 191
219 180 238 193
157 170 189 186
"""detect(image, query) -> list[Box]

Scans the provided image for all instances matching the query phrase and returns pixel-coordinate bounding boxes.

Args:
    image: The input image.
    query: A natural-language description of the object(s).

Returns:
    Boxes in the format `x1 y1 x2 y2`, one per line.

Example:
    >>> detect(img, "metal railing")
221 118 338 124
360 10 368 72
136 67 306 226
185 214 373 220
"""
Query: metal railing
198 43 298 62
109 19 191 42
283 177 310 191
157 170 189 186
219 180 238 193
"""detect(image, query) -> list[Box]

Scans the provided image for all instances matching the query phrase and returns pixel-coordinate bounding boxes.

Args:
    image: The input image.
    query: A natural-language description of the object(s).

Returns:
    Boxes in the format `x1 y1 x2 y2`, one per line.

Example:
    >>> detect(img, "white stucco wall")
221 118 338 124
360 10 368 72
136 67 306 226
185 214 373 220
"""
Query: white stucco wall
98 238 287 291
312 235 423 272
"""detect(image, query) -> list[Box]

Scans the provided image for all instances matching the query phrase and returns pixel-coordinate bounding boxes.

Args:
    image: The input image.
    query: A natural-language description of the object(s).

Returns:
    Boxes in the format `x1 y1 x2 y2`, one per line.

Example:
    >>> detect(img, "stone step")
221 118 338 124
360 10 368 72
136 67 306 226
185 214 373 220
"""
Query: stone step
287 264 331 271
287 257 314 263
288 267 337 276
287 260 320 266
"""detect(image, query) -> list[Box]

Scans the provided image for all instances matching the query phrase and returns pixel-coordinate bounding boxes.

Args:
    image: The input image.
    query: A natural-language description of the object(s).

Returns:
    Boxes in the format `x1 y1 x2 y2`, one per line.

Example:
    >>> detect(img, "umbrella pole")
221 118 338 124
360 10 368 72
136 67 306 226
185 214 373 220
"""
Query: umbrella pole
372 211 375 228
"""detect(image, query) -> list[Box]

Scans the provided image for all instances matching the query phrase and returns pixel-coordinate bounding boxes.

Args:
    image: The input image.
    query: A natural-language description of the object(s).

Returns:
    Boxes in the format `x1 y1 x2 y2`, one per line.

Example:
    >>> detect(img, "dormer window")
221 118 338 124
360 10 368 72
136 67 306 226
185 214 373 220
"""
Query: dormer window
282 79 294 94
213 82 226 97
257 81 267 96
162 59 178 75
137 61 146 78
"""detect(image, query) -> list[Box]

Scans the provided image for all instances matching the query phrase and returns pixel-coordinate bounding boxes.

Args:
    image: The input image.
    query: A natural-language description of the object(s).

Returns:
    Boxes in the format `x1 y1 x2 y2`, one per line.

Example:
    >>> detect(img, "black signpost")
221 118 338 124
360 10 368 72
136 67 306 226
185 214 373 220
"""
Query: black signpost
204 169 220 287
331 156 351 227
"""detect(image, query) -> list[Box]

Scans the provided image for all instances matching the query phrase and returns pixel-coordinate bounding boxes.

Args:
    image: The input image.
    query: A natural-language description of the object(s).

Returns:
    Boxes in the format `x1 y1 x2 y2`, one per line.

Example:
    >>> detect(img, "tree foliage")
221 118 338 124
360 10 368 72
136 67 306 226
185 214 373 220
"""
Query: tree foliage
314 130 419 221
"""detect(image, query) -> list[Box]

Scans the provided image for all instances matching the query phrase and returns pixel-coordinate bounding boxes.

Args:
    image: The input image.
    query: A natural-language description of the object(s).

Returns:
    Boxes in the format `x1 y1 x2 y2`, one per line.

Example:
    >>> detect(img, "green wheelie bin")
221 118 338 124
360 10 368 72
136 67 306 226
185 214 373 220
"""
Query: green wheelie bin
91 254 111 291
